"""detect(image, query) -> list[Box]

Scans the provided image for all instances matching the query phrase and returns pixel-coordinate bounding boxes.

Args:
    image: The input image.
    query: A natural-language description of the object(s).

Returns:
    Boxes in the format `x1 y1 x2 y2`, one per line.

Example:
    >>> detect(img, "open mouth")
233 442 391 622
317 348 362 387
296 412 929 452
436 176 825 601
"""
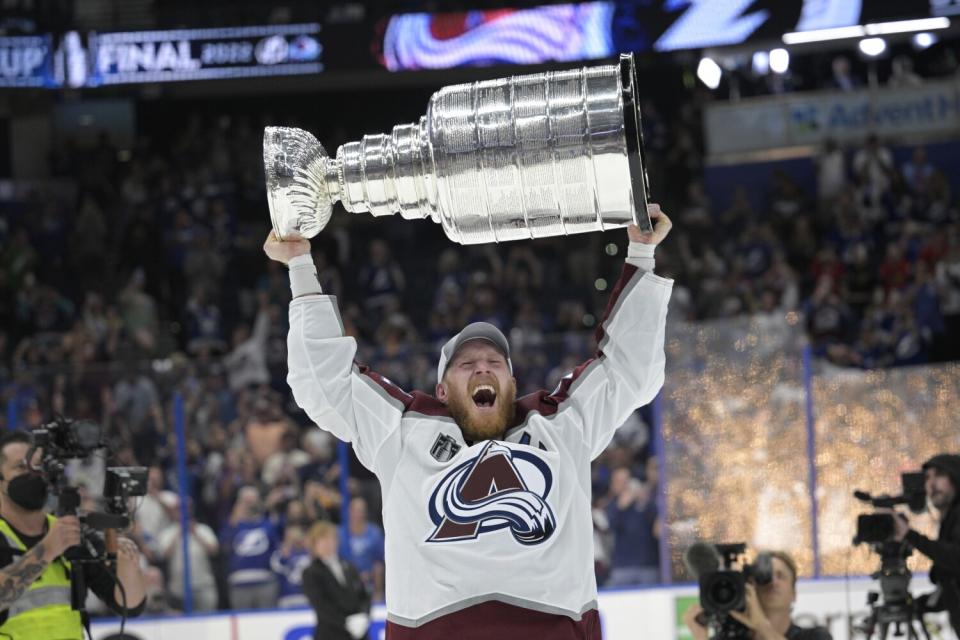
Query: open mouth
471 384 497 409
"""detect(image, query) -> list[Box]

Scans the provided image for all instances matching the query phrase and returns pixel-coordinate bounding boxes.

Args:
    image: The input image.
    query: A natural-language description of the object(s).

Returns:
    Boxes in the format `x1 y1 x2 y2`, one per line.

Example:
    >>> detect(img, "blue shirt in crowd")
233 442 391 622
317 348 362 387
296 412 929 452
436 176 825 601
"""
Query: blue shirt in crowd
339 523 385 575
221 518 280 585
605 498 659 570
271 547 312 599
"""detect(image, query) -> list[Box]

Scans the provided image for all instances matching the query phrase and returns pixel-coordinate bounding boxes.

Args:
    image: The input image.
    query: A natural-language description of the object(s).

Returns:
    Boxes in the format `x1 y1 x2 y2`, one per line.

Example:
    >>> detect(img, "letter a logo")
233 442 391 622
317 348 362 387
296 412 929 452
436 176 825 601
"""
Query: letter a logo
426 441 556 545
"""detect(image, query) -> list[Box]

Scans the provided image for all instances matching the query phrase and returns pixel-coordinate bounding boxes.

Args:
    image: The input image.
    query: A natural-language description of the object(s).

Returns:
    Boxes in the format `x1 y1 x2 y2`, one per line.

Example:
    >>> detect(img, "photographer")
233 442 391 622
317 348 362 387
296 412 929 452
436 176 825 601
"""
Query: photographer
890 454 960 636
0 431 146 639
683 551 832 640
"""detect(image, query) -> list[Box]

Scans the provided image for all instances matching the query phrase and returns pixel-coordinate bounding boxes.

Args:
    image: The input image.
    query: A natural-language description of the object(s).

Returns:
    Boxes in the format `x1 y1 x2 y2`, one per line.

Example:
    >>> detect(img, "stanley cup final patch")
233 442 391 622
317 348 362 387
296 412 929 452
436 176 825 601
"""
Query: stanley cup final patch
430 433 461 462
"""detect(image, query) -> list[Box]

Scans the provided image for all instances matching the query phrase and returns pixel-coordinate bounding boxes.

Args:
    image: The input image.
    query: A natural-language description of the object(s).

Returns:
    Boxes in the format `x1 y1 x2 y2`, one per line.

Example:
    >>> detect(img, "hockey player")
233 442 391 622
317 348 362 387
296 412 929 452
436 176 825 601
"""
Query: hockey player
264 204 673 639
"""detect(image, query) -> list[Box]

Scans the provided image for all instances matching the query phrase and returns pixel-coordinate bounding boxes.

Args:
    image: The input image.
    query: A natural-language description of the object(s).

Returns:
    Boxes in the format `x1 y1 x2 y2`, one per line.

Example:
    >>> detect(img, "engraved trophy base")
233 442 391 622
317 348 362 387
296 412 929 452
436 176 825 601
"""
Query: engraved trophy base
263 127 337 240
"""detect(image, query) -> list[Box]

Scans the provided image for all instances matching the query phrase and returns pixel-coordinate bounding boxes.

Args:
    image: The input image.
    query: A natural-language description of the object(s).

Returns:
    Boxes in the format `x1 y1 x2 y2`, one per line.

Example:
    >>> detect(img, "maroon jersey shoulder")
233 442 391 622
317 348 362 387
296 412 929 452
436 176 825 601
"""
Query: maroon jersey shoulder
511 357 597 427
356 368 451 418
407 391 452 418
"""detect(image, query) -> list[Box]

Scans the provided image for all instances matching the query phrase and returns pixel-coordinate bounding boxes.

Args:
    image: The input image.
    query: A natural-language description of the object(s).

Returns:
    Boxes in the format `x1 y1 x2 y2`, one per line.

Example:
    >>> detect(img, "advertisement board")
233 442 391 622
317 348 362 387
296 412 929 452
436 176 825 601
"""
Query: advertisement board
0 35 55 88
705 81 960 155
85 24 323 86
91 577 955 640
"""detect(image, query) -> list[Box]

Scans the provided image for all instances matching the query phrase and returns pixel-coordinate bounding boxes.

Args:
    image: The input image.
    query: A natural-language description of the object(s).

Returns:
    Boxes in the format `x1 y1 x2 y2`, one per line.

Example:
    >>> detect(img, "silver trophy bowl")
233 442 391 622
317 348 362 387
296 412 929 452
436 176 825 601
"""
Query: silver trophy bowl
265 53 651 245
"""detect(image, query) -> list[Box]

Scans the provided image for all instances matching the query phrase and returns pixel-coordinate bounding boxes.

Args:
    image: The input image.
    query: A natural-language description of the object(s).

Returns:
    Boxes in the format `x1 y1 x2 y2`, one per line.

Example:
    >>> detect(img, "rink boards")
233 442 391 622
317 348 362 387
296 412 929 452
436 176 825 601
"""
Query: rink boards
91 576 955 640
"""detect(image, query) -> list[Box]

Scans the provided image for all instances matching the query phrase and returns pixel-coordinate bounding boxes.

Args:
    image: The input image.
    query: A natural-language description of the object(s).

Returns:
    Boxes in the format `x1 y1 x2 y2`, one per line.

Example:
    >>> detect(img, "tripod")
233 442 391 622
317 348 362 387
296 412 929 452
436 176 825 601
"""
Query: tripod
858 590 931 640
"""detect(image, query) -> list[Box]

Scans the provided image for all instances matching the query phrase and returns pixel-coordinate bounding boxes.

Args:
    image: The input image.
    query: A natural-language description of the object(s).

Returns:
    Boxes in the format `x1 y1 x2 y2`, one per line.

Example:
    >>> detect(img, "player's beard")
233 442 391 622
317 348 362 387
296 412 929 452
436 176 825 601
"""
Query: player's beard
446 377 516 443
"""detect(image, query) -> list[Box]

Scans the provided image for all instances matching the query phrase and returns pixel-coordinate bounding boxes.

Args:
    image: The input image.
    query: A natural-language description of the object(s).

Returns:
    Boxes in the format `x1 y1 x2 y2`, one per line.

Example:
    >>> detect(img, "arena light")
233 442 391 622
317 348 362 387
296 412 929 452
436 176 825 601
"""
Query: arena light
783 17 949 45
696 56 722 89
864 17 950 36
858 37 887 57
751 51 769 75
782 25 865 45
769 48 789 74
912 32 937 49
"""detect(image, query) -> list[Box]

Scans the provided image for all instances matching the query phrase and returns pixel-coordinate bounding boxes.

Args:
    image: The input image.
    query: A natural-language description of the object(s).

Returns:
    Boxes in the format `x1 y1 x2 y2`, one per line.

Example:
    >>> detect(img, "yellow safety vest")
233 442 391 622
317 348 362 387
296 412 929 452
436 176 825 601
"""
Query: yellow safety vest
0 515 83 640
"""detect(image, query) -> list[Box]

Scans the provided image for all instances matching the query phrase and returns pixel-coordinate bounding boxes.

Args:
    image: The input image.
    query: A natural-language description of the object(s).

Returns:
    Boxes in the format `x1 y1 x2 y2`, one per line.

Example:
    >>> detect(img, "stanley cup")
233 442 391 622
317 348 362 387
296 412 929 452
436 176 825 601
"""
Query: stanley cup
264 53 651 245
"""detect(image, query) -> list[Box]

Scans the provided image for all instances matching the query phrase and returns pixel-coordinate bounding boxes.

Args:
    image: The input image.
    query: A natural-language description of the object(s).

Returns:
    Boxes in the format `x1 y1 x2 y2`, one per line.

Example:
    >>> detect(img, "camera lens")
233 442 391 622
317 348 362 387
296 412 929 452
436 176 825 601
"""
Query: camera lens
709 577 737 607
701 571 746 613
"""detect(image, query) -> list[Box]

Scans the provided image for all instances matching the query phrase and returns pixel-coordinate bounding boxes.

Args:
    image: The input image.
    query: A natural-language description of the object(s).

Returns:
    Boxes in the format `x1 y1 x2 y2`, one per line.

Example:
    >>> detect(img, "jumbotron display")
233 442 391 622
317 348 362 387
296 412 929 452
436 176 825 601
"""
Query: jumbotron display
0 0 952 87
378 0 954 71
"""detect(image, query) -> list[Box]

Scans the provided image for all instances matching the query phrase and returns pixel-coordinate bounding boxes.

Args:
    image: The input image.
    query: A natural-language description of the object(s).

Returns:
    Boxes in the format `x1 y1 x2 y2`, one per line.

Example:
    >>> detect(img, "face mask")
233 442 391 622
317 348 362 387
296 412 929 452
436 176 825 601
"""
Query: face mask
6 474 49 512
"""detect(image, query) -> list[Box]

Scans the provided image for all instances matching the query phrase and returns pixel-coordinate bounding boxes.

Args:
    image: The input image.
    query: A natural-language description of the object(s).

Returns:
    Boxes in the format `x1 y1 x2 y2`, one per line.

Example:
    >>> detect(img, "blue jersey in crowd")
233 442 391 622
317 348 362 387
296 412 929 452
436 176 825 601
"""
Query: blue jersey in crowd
222 518 280 585
271 548 312 599
339 523 385 575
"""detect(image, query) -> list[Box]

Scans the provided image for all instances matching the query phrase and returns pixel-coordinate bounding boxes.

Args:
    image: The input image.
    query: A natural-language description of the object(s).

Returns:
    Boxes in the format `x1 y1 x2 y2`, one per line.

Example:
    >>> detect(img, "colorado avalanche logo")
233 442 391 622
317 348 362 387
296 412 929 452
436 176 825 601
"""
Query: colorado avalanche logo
426 441 556 545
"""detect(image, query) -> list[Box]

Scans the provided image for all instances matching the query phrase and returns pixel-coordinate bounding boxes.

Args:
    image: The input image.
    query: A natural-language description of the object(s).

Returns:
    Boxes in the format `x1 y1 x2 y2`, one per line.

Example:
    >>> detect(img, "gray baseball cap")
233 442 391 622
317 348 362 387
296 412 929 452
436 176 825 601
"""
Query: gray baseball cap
437 322 513 382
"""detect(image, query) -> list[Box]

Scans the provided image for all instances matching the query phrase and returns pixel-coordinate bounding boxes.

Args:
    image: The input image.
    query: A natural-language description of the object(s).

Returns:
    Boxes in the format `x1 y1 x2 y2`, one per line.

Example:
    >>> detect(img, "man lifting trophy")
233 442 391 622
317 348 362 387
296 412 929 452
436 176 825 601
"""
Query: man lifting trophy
263 53 673 639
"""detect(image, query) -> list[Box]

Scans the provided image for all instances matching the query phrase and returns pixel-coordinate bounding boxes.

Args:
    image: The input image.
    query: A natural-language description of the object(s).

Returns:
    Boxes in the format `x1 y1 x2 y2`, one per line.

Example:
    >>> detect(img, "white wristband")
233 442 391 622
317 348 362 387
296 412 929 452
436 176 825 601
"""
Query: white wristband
627 242 656 259
626 241 656 273
288 254 322 297
288 254 314 269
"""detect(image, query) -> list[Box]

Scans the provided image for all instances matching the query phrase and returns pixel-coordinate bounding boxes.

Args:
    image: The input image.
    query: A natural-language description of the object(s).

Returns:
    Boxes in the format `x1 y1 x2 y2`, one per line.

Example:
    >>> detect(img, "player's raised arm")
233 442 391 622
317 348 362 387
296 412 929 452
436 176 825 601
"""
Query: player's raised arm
264 231 407 473
546 204 673 459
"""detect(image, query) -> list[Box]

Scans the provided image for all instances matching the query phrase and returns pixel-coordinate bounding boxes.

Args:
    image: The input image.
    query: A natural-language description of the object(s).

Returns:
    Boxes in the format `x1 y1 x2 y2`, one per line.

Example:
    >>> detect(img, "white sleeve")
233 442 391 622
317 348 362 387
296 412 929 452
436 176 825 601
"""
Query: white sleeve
551 265 672 459
197 524 219 551
251 306 271 345
288 253 323 297
270 550 284 574
287 295 406 473
156 526 176 557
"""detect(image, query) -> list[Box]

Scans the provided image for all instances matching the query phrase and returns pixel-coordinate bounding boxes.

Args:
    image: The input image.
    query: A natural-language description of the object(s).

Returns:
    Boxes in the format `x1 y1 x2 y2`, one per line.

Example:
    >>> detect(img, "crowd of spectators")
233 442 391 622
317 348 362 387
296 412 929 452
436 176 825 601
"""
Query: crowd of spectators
661 136 960 368
0 66 958 613
717 41 960 100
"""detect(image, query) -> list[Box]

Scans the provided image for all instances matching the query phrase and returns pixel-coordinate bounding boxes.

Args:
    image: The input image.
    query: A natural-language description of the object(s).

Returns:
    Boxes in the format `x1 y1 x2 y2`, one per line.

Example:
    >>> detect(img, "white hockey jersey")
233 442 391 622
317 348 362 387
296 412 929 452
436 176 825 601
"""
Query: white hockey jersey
287 262 672 636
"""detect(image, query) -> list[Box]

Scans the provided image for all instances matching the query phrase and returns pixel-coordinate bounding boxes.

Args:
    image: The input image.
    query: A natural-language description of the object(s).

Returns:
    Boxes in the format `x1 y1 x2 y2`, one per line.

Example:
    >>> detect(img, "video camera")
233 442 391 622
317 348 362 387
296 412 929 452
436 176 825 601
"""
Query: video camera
27 416 148 566
684 542 773 640
852 472 929 640
854 472 925 545
30 416 104 461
